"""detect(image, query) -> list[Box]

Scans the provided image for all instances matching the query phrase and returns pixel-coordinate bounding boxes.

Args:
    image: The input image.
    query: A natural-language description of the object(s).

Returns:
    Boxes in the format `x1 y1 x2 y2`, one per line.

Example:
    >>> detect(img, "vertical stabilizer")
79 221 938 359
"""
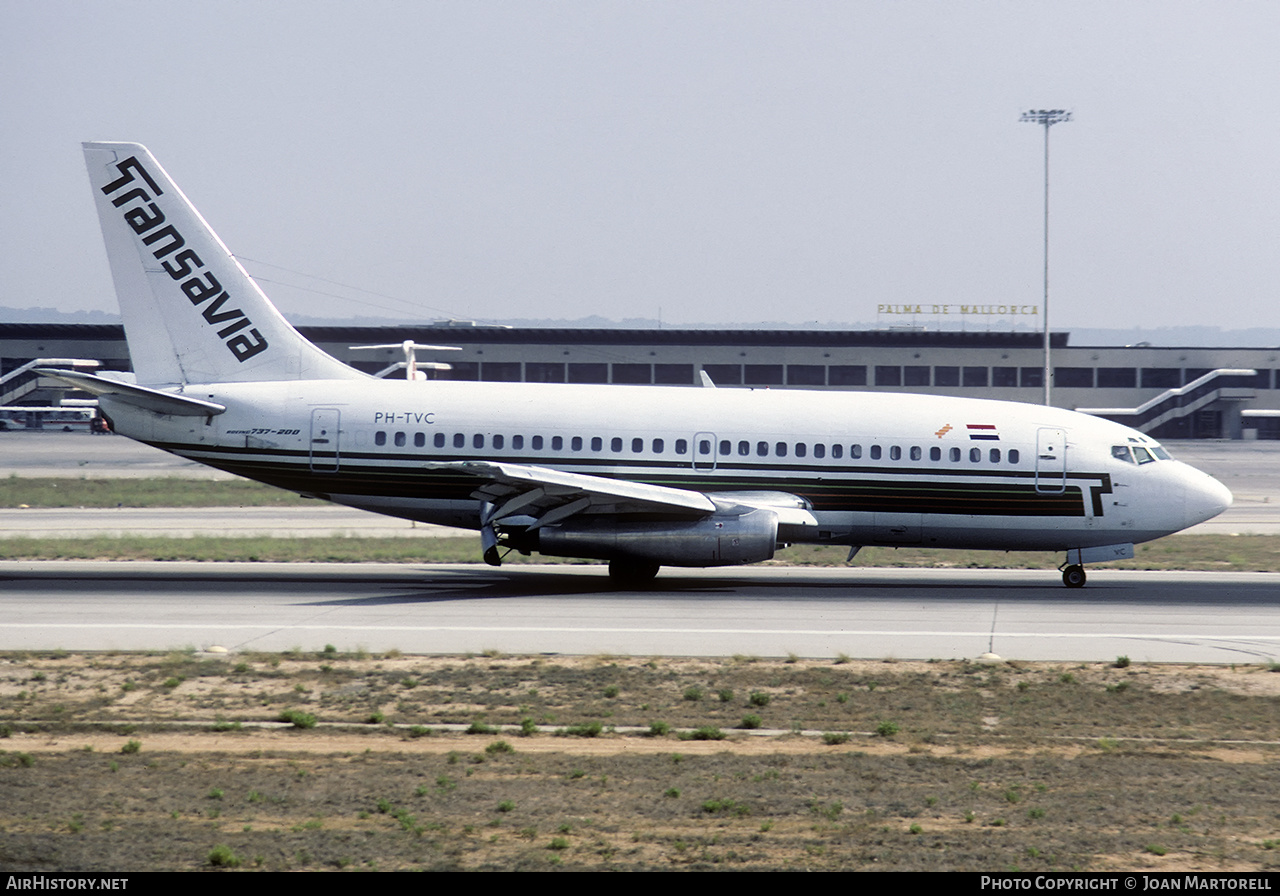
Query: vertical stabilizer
83 142 363 386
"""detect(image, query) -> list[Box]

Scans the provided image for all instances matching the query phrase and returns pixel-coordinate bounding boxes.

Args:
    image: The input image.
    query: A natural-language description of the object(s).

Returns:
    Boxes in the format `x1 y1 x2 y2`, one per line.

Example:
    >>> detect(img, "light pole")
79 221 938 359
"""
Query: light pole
1020 109 1072 407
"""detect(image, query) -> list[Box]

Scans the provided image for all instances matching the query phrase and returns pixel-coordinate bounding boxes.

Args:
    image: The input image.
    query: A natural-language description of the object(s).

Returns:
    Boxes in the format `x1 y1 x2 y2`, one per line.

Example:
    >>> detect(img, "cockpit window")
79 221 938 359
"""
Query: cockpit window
1111 445 1135 464
1131 446 1156 464
1151 446 1172 460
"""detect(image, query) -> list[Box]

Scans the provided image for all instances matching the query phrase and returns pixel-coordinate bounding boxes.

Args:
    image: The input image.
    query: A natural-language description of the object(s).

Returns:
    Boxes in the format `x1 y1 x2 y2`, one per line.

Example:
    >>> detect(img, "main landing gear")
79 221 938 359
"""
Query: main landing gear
1060 564 1087 589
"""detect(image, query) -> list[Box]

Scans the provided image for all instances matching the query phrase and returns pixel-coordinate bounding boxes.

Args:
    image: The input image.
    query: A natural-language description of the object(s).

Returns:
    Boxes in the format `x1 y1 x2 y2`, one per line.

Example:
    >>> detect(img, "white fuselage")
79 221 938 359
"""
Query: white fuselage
99 377 1232 553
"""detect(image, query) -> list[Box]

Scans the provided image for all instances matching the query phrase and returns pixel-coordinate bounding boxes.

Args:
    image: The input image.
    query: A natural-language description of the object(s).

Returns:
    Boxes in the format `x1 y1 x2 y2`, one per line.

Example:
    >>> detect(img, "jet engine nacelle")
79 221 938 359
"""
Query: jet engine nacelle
527 508 779 567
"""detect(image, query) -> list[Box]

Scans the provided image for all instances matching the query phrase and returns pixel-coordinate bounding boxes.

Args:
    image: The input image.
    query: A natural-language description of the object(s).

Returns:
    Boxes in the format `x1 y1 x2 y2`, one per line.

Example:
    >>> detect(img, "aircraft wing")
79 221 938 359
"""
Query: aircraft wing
424 459 817 532
424 460 717 526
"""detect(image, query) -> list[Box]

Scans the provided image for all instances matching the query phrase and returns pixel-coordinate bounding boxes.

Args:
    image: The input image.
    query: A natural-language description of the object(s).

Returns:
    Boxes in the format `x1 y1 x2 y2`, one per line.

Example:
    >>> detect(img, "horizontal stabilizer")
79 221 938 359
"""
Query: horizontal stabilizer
35 369 226 416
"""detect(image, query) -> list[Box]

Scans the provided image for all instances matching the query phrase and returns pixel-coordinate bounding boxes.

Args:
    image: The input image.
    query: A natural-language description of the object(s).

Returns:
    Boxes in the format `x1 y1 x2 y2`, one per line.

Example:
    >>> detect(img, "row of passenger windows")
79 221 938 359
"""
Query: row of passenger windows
354 361 1277 390
369 430 1021 465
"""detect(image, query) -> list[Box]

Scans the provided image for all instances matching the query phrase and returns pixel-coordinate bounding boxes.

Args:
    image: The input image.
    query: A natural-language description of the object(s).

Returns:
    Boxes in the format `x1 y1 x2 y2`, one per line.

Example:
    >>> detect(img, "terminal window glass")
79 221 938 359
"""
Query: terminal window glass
567 363 608 384
829 365 867 386
1142 368 1180 389
903 366 930 386
1097 367 1137 388
745 364 784 386
934 366 959 387
1056 367 1095 388
655 364 694 385
787 365 825 386
875 366 901 386
481 362 521 382
963 367 989 387
525 362 565 383
992 367 1017 387
1019 368 1043 388
702 365 742 386
613 364 651 384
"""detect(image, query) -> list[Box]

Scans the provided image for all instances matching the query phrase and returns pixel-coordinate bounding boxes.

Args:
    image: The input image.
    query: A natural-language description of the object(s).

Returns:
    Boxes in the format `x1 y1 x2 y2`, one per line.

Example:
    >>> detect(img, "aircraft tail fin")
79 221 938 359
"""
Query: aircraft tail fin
83 142 363 386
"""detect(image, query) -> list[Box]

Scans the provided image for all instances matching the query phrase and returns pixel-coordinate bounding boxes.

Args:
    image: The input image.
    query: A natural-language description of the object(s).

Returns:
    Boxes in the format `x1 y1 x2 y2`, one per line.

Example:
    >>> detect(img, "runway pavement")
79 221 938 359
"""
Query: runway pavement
3 561 1279 663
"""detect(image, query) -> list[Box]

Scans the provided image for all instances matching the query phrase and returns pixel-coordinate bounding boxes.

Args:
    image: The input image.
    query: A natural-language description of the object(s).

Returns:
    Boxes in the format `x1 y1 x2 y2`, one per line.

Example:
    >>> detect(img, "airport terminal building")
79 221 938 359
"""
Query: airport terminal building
2 322 1277 439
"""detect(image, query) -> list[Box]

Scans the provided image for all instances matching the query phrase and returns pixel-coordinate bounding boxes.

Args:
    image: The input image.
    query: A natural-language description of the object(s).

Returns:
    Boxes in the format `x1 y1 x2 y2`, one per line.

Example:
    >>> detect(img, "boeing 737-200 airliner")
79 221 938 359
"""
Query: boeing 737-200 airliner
41 142 1232 588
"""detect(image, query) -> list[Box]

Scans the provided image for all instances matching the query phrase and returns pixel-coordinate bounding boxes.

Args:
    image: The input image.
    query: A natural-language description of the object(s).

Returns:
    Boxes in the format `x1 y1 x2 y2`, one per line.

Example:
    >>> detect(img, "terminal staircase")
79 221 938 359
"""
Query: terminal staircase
0 358 100 406
1077 368 1257 438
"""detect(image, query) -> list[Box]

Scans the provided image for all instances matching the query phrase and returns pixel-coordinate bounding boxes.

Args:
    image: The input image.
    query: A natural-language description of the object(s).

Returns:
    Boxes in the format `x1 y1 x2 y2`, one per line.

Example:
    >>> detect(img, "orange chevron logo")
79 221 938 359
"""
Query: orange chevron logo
935 423 953 438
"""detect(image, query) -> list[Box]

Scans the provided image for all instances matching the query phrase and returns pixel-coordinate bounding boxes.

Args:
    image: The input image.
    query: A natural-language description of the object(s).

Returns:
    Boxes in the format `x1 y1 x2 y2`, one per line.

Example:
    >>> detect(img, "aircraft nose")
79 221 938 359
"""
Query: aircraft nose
1184 470 1232 528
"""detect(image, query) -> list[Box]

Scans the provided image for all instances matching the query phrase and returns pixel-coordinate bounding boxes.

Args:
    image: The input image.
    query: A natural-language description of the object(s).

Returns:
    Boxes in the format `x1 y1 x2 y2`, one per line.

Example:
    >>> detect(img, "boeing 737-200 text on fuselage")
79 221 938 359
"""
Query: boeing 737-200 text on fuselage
41 143 1232 587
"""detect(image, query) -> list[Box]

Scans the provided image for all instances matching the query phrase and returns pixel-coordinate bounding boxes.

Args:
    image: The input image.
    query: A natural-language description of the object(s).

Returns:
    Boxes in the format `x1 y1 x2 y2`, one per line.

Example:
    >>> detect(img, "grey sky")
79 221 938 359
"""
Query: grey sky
4 1 1279 331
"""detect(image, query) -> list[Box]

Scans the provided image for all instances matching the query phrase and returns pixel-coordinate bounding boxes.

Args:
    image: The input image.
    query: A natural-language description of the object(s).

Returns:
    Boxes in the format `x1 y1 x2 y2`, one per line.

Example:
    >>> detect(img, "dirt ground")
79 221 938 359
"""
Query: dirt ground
2 652 1280 871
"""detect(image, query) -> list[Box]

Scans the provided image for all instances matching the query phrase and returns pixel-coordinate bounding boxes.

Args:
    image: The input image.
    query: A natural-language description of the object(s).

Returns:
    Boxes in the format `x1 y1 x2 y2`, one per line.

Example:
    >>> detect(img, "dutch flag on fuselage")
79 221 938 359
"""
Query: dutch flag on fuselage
966 424 999 441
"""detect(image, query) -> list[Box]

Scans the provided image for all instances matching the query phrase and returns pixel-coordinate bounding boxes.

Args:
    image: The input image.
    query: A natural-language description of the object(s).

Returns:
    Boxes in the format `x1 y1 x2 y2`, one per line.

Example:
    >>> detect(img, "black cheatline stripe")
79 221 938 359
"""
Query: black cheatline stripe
176 452 1089 519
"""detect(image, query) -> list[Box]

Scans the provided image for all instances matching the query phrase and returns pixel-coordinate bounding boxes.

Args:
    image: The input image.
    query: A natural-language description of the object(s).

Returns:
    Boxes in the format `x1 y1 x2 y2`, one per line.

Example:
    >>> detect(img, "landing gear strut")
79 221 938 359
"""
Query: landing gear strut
1061 564 1087 588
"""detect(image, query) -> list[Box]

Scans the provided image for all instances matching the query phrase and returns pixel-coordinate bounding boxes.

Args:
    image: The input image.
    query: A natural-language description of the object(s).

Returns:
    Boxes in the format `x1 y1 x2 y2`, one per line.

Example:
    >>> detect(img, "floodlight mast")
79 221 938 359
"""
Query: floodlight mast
1020 109 1072 407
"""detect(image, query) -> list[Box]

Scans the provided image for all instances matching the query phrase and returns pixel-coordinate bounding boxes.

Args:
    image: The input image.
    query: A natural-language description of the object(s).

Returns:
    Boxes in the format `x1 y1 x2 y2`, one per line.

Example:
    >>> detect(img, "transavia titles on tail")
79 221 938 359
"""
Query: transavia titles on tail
40 143 1232 588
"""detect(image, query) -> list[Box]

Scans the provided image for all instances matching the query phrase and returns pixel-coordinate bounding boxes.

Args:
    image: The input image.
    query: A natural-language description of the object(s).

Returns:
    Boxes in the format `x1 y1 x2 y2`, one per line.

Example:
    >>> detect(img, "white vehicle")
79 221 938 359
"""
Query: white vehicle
44 142 1232 588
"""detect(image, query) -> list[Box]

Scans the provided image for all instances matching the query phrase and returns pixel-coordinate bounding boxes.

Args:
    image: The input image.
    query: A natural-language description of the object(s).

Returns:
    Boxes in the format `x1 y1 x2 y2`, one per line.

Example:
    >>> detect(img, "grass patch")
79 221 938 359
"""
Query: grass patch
1 477 310 509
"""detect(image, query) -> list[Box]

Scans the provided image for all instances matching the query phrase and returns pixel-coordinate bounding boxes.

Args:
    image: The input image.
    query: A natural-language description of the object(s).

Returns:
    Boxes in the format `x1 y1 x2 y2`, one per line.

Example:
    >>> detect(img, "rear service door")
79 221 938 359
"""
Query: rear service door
309 408 341 472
